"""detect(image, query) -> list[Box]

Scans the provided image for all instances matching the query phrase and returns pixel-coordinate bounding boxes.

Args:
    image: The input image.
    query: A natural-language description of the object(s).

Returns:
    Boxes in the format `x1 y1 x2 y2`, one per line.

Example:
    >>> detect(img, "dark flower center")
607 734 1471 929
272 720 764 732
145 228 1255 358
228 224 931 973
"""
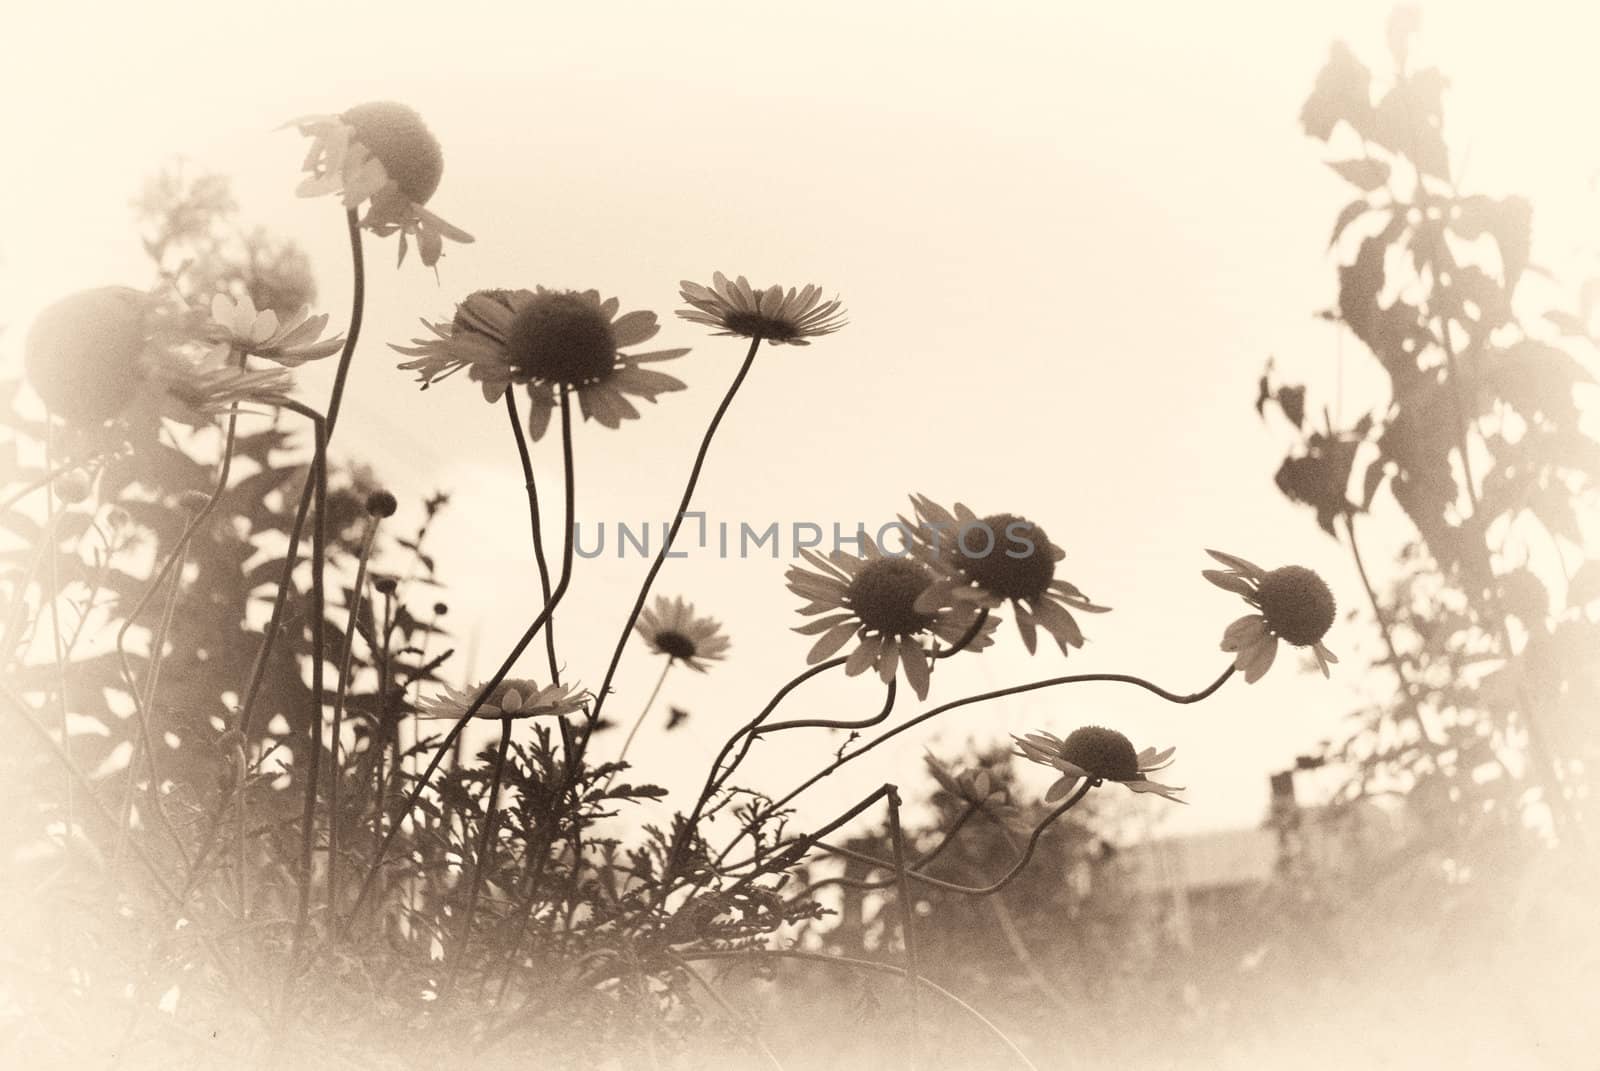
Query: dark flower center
343 101 444 205
721 310 800 343
958 513 1055 601
653 630 699 661
1059 726 1140 782
452 289 518 342
504 292 618 386
1257 566 1336 647
848 559 936 636
24 287 150 425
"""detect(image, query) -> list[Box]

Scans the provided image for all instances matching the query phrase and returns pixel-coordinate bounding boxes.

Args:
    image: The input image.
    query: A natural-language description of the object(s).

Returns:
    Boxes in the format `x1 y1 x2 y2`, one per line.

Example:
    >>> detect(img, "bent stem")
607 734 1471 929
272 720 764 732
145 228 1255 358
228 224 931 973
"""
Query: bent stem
443 716 515 999
505 391 560 682
341 389 576 936
326 516 381 914
723 664 1234 864
583 334 763 756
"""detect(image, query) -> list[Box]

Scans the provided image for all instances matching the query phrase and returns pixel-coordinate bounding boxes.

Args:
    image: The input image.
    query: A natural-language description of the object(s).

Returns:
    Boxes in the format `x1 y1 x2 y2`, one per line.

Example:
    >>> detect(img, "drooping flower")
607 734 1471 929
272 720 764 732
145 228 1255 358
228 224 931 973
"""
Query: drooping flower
24 287 155 424
416 678 589 721
1013 726 1184 804
786 535 995 700
143 347 296 428
207 292 344 367
1203 549 1338 683
634 596 730 672
288 101 473 268
903 495 1109 656
677 273 847 345
393 287 688 439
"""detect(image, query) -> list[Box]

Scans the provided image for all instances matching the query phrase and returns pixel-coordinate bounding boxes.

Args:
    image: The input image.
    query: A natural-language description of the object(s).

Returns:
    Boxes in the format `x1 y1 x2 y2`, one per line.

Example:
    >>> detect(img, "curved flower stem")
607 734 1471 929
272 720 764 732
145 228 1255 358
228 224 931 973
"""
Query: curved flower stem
325 515 381 915
885 787 921 1069
583 334 763 756
757 678 899 737
505 392 560 683
714 785 895 905
802 800 983 896
675 948 1039 1071
341 388 576 937
658 656 847 898
613 659 672 775
286 401 329 963
443 716 515 999
234 209 365 913
812 782 1091 898
721 664 1234 866
671 956 787 1071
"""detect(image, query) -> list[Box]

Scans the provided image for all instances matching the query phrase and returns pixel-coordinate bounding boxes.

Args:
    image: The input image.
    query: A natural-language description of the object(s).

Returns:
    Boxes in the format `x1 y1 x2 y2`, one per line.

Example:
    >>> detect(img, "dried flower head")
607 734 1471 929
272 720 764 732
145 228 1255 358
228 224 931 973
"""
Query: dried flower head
288 101 473 268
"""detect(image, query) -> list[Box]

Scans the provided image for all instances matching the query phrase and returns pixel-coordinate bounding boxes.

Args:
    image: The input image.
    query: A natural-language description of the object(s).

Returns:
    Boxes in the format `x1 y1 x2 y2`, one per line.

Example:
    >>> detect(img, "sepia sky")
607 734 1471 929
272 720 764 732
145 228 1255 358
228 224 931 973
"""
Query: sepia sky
3 1 1597 837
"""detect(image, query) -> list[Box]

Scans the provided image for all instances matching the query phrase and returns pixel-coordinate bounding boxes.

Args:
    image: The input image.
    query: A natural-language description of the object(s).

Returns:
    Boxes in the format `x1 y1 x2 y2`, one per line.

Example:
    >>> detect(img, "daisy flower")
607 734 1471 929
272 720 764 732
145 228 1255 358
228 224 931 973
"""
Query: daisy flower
1203 549 1338 683
144 347 296 428
634 596 730 672
786 534 995 700
1013 726 1184 804
393 287 689 439
288 101 473 268
207 292 344 367
416 678 589 721
677 273 847 344
903 495 1110 656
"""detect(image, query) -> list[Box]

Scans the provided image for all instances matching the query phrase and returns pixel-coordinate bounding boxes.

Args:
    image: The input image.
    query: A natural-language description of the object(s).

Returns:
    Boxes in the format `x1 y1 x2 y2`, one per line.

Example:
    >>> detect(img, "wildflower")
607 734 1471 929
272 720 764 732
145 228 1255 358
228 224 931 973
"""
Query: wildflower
288 101 473 267
24 287 154 424
1013 726 1184 804
677 273 847 344
207 292 344 367
924 752 1017 819
1203 549 1338 682
416 678 588 721
393 287 688 439
786 534 995 700
634 596 730 672
904 495 1109 656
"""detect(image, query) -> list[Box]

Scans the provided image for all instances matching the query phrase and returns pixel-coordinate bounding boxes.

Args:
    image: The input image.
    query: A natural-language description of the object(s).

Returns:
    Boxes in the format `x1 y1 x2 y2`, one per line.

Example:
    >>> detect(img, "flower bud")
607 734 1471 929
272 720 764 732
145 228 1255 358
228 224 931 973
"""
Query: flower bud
365 490 398 518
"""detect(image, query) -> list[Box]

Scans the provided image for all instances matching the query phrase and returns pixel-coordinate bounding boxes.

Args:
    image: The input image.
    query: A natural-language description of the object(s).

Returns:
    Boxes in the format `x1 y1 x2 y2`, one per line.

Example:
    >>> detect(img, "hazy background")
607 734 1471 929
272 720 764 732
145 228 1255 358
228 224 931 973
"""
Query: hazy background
4 0 1597 837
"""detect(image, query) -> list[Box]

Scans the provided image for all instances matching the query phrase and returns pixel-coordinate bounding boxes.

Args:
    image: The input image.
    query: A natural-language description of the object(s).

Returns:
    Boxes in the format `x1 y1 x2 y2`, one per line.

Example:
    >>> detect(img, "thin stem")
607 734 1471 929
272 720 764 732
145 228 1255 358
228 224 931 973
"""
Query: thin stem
443 717 515 998
724 664 1234 865
288 402 329 962
885 787 921 1070
813 781 1091 898
614 659 672 773
326 516 381 914
505 391 560 682
758 677 899 736
675 949 1038 1071
803 800 982 896
1342 511 1447 749
585 334 763 745
342 388 577 935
